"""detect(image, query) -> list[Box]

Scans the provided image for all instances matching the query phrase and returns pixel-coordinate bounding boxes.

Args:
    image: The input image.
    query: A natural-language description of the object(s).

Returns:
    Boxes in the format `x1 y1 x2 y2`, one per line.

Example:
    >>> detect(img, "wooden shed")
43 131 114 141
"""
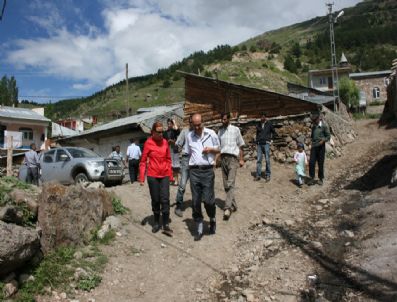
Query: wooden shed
181 72 319 123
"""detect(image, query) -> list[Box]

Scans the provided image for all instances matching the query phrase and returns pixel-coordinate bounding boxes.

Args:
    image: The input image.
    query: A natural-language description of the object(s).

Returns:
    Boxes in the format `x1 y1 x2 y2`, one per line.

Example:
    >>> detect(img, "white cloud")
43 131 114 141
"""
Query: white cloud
7 0 361 91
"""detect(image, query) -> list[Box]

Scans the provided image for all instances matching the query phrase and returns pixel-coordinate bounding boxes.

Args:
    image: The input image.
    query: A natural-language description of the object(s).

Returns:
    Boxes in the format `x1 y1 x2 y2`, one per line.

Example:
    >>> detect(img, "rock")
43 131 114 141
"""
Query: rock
38 183 113 254
391 168 397 188
3 280 18 298
60 292 67 299
0 221 40 277
341 230 355 238
86 182 104 189
262 217 271 225
103 215 121 230
19 274 35 284
318 199 329 205
0 205 24 225
285 220 294 227
311 241 323 250
73 251 83 260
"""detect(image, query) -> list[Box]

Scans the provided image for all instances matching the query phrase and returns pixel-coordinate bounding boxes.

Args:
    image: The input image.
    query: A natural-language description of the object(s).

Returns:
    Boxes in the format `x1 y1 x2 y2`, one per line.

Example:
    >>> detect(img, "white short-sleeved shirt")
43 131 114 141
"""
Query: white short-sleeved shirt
218 124 245 157
185 128 220 166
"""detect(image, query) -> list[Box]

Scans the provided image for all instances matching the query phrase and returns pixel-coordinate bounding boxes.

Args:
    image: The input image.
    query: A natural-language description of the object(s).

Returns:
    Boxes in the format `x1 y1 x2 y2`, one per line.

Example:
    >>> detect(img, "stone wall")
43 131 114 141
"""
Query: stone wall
352 77 388 104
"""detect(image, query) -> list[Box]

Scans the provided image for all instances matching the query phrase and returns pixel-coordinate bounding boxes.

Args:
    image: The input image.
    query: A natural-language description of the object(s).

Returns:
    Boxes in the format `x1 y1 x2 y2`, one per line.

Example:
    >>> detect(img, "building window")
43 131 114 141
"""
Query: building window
19 127 33 140
372 87 380 99
319 77 327 85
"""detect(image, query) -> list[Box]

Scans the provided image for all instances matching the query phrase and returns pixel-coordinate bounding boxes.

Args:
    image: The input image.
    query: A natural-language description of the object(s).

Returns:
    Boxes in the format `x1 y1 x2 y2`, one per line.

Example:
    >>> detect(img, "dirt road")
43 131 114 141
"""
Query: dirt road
72 119 397 302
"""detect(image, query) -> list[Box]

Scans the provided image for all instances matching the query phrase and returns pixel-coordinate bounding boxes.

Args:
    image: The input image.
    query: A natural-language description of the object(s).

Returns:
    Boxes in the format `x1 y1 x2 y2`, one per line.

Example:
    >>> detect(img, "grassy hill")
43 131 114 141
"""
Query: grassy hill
20 0 397 122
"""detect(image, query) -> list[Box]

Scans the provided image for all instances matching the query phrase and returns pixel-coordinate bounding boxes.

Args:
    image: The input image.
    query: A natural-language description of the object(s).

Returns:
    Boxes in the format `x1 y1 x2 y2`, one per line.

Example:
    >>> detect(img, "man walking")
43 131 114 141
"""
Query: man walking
24 143 40 186
126 138 142 183
255 113 276 181
174 116 193 217
309 112 330 185
218 113 245 220
185 113 220 241
109 145 126 167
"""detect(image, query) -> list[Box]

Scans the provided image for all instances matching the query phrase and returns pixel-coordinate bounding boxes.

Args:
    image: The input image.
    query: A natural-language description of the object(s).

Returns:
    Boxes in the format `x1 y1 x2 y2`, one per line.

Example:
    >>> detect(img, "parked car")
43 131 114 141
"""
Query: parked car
19 147 124 186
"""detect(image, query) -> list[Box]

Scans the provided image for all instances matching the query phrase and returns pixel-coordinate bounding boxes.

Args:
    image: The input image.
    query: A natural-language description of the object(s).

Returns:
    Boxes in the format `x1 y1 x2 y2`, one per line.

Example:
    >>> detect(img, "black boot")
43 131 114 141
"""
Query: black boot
162 213 173 237
152 213 161 233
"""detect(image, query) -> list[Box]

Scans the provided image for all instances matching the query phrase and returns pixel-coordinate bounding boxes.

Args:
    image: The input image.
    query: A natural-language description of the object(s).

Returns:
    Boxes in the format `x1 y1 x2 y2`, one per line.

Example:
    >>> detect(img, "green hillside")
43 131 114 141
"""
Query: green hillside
19 0 397 122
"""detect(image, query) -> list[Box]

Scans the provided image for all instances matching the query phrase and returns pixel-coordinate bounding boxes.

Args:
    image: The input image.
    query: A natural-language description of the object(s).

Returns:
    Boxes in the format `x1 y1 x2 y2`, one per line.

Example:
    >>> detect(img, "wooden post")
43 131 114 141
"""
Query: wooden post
125 63 129 117
6 135 13 177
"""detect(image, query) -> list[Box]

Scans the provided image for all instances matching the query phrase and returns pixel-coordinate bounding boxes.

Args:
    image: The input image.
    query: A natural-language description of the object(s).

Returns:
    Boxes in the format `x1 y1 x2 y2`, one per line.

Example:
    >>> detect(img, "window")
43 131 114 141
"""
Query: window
319 77 327 85
19 127 33 140
56 149 70 162
372 87 380 99
43 150 55 163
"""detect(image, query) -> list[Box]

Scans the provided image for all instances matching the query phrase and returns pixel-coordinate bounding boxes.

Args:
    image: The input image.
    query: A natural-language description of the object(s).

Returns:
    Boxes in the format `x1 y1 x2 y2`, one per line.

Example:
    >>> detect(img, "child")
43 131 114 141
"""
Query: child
294 143 308 187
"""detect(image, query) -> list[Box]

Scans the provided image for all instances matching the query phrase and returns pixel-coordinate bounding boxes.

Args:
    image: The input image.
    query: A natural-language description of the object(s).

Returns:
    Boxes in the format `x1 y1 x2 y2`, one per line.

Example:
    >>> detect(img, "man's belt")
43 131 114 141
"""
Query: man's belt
189 165 213 170
221 153 237 159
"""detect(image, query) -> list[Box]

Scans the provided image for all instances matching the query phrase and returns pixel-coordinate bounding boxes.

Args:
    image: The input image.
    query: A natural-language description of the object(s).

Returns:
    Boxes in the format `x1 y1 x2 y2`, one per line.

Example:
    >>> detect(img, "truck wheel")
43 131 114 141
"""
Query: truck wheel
75 173 89 185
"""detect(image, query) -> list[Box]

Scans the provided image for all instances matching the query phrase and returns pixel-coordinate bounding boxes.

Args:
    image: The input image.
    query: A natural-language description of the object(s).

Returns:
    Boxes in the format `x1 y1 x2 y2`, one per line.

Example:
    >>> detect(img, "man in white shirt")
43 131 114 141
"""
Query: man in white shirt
126 138 142 184
185 113 220 241
24 143 40 186
218 113 245 220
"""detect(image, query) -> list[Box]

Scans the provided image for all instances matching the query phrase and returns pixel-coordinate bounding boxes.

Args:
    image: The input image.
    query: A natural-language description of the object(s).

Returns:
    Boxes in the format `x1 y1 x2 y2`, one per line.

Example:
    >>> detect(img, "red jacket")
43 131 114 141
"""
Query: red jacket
139 137 173 182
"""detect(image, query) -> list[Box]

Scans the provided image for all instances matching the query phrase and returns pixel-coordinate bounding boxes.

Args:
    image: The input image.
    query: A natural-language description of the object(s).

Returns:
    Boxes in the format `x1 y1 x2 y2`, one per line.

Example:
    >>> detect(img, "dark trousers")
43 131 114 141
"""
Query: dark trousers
128 159 139 183
147 176 170 219
309 144 326 180
26 167 39 186
190 168 216 222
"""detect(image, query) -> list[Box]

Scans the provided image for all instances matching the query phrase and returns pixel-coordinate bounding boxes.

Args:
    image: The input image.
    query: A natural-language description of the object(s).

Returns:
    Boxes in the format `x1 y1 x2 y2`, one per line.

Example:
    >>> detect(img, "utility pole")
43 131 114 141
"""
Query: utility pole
327 2 340 112
125 63 129 117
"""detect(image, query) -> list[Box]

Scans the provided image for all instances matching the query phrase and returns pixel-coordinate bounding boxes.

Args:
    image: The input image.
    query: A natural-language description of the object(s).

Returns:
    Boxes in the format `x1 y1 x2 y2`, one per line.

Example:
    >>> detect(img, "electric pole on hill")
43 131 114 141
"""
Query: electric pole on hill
327 2 340 112
125 63 129 117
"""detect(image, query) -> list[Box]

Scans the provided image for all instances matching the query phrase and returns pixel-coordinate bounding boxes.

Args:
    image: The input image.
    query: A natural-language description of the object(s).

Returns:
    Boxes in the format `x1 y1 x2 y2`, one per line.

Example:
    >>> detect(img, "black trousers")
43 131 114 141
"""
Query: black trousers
128 159 139 182
147 176 170 216
190 168 216 222
309 144 326 180
26 167 39 186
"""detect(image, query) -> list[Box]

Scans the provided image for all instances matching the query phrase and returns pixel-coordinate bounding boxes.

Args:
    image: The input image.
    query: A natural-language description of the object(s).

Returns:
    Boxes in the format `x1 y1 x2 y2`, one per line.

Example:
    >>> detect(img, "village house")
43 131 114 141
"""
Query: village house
308 53 352 92
57 116 97 132
349 70 391 105
0 106 50 150
56 104 183 157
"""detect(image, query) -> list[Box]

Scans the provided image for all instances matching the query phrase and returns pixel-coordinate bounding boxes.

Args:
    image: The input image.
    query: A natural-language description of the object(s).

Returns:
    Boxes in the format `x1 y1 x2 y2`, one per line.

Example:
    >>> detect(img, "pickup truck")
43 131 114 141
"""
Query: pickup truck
19 147 124 186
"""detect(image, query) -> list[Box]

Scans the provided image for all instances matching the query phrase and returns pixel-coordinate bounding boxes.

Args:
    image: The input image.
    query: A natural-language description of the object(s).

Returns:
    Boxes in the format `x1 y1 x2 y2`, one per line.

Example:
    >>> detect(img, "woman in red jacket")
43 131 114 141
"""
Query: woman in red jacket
139 121 173 236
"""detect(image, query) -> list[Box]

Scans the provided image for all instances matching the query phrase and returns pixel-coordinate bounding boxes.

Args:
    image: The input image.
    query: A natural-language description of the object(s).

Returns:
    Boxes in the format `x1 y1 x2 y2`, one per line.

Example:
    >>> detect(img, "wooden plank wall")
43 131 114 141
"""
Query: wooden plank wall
184 75 318 123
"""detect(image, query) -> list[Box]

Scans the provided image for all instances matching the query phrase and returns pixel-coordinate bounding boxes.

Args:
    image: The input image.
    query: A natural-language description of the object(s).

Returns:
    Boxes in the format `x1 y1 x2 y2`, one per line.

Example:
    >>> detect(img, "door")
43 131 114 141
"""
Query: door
40 149 56 182
0 124 6 148
53 149 74 184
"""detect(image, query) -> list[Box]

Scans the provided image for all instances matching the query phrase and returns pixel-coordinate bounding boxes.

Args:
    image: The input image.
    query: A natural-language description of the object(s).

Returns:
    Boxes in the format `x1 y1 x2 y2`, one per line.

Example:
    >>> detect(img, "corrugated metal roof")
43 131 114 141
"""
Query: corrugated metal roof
51 122 80 137
60 103 183 140
0 106 51 123
349 70 391 79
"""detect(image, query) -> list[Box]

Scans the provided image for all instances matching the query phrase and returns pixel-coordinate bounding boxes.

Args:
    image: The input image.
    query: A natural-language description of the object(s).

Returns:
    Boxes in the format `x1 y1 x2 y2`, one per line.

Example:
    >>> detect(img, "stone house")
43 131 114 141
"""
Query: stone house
349 70 391 104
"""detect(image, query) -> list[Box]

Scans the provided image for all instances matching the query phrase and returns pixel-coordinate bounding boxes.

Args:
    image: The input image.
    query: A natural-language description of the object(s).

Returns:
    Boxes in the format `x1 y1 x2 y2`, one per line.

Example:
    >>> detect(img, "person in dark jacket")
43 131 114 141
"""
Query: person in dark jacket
308 112 331 185
255 113 276 181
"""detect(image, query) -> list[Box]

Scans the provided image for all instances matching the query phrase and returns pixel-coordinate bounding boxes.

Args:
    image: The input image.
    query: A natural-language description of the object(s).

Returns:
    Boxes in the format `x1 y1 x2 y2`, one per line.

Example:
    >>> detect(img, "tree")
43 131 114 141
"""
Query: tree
339 77 359 108
249 45 257 53
0 75 18 106
291 42 302 58
283 55 297 73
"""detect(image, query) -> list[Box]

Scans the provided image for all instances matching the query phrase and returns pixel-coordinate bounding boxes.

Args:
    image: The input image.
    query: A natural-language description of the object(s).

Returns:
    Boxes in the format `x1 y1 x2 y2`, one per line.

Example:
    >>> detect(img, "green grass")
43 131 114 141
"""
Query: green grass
353 112 382 120
14 245 108 301
112 196 129 215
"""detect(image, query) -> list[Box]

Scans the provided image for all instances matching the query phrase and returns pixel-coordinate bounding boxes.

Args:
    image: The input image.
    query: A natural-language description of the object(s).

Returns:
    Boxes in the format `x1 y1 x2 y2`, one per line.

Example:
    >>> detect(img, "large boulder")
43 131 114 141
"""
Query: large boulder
38 183 113 254
0 221 40 277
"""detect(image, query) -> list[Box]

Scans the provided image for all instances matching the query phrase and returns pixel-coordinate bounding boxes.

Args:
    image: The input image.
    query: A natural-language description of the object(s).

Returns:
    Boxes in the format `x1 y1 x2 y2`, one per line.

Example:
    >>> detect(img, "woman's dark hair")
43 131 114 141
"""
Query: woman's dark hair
167 118 174 125
221 112 231 119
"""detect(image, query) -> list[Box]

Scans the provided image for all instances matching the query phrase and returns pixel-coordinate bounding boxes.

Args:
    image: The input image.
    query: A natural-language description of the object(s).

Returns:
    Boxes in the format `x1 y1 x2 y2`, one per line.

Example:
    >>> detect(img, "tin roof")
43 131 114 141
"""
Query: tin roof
0 106 51 123
349 70 391 79
58 103 183 140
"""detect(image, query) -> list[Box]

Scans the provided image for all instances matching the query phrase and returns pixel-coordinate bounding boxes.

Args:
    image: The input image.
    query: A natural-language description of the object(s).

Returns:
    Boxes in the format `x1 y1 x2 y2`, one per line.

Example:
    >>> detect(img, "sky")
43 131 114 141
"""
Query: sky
0 0 361 103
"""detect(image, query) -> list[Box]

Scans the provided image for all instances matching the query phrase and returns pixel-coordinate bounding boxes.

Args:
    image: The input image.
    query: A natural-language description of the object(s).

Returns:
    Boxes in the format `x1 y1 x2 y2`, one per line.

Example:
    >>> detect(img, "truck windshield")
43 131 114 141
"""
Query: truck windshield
66 148 100 158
